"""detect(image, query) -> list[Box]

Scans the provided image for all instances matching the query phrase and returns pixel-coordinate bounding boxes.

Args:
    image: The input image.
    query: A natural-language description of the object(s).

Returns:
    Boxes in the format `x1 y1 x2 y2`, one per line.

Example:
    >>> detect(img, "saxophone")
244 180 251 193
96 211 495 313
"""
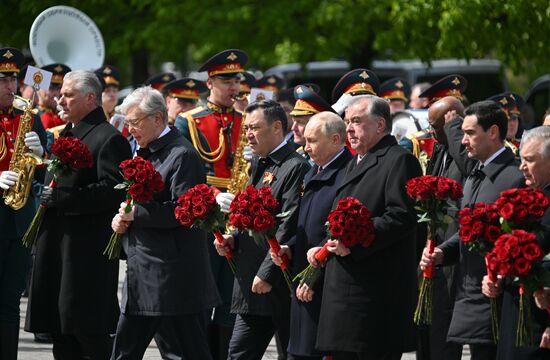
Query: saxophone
227 113 250 194
3 94 43 210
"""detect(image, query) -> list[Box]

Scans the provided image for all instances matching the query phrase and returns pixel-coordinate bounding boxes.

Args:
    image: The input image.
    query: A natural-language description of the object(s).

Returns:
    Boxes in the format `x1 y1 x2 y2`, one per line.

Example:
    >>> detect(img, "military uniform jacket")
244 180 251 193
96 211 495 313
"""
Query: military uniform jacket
439 148 524 344
121 127 220 316
174 102 242 185
287 148 352 357
39 108 64 129
231 142 310 316
316 135 422 354
0 108 48 239
25 107 132 335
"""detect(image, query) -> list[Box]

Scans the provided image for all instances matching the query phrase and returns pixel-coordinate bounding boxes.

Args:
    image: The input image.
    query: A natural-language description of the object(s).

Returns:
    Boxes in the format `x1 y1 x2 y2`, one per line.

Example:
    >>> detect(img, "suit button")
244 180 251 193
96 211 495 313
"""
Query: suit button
223 116 227 121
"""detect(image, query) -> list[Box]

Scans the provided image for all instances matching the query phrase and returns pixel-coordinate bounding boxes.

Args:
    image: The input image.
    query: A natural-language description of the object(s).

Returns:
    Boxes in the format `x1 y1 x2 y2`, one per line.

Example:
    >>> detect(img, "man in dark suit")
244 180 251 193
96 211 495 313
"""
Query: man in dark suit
311 95 422 359
272 111 352 359
0 47 48 360
421 100 525 360
421 96 477 360
482 125 550 358
214 99 310 359
25 70 133 360
110 86 219 359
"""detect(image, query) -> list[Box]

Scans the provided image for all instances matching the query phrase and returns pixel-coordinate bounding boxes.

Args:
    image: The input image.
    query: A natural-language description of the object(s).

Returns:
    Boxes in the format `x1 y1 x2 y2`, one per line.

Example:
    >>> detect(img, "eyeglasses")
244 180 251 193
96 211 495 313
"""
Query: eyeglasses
124 113 151 128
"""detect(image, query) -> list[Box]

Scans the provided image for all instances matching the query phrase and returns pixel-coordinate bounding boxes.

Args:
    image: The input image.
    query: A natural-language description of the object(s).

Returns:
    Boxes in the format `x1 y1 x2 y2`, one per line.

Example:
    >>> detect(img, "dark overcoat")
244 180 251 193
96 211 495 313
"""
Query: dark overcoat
25 107 132 334
120 127 220 315
287 148 352 357
439 147 524 344
231 142 310 316
316 135 422 354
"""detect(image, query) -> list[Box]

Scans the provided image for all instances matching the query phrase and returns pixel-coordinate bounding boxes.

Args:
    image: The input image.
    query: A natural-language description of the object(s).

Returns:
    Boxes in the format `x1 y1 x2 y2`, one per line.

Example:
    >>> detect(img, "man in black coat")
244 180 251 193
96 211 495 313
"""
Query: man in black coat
311 95 422 359
110 86 220 359
25 70 132 359
421 96 477 360
272 111 352 359
215 99 310 359
421 100 525 360
482 125 550 359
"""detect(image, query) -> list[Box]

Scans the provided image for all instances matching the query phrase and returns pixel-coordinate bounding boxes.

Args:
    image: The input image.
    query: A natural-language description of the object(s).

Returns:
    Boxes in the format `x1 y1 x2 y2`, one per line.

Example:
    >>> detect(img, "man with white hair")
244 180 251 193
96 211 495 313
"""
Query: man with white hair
25 70 132 360
110 86 219 360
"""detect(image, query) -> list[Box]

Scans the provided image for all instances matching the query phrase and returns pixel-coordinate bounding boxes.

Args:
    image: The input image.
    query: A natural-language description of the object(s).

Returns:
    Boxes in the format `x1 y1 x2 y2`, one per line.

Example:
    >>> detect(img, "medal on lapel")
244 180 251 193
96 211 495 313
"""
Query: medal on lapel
262 171 275 185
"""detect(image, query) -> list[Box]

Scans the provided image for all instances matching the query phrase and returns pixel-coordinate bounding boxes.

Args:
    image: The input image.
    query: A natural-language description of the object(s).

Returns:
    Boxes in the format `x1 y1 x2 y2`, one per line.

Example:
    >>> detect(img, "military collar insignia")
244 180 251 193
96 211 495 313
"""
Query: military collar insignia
207 100 234 114
268 76 276 84
103 66 112 74
54 65 63 73
263 171 275 185
296 87 304 94
162 74 171 82
499 97 508 105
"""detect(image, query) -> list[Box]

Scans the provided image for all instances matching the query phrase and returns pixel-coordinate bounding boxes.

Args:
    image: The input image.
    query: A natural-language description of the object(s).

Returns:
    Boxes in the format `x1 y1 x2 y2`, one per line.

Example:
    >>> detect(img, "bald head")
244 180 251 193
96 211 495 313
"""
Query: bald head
428 96 465 143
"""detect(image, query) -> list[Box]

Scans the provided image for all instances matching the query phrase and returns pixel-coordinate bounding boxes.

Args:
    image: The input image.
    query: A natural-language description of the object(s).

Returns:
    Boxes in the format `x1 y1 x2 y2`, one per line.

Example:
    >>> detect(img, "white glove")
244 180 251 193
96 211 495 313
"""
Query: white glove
24 131 44 157
216 192 235 213
331 93 355 115
243 145 253 161
0 171 18 190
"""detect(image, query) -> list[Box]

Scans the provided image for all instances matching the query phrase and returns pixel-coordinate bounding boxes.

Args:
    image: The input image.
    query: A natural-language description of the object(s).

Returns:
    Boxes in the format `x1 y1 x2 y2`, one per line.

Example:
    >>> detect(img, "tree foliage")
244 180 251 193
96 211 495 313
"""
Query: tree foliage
1 0 548 88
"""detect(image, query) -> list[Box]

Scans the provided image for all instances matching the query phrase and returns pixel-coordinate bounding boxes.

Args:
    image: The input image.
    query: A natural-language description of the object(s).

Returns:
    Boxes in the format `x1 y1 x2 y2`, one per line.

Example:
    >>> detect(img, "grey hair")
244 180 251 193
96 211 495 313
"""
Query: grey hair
64 70 102 107
347 95 391 132
521 126 550 160
308 111 346 145
120 86 168 125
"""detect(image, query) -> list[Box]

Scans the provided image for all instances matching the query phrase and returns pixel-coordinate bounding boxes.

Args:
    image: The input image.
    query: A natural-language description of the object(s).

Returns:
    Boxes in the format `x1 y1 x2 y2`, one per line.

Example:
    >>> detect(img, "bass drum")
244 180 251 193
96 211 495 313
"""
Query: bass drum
29 5 104 70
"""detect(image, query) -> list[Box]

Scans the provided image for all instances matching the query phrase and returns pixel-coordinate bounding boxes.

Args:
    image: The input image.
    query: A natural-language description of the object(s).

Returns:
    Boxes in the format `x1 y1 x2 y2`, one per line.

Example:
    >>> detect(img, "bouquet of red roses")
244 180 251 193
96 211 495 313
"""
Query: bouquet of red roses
103 156 164 260
174 184 235 273
485 230 549 346
228 185 293 291
293 197 375 287
406 175 463 325
494 188 549 232
458 201 504 341
22 137 93 248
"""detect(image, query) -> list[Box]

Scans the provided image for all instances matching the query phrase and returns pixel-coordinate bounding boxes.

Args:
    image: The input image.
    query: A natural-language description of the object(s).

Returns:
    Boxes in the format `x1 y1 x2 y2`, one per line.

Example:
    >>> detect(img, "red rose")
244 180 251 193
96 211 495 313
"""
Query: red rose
128 183 144 198
176 210 193 226
484 225 502 243
498 203 514 220
459 226 472 242
497 262 512 276
522 243 543 261
193 204 209 218
471 221 484 236
330 224 344 237
253 211 275 231
513 258 532 277
340 232 357 247
495 246 510 262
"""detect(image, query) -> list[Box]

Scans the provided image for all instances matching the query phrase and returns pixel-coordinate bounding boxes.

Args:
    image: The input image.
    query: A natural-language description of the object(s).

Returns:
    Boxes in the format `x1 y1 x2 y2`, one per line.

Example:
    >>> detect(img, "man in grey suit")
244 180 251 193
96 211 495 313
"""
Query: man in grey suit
110 86 219 360
421 100 525 360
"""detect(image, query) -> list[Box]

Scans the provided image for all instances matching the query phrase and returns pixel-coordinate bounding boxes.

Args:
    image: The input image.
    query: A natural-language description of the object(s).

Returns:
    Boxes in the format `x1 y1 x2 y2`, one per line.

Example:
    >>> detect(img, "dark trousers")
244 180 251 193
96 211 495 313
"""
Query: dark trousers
228 313 290 360
332 351 402 360
111 312 212 360
0 236 31 323
52 333 113 360
469 343 496 360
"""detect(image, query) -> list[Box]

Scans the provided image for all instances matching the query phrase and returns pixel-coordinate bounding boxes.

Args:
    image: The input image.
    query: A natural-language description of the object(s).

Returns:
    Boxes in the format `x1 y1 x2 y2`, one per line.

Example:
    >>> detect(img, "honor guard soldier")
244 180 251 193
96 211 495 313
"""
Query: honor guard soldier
257 74 284 94
234 71 256 113
402 75 468 173
145 72 176 92
488 92 524 155
95 65 121 120
163 78 207 125
290 85 335 161
38 64 70 129
379 77 411 114
0 47 48 360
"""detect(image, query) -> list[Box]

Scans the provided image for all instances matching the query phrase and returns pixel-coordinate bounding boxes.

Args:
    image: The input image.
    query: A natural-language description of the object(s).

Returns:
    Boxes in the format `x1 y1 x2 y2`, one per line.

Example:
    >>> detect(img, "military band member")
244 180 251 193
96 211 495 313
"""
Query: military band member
163 78 207 125
0 47 48 360
379 77 411 114
290 85 335 162
38 63 70 129
489 92 524 155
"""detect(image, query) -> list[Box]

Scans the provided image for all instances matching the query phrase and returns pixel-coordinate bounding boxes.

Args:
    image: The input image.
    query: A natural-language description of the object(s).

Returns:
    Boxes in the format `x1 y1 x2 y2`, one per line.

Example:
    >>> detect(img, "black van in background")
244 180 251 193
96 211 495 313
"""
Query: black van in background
265 58 508 104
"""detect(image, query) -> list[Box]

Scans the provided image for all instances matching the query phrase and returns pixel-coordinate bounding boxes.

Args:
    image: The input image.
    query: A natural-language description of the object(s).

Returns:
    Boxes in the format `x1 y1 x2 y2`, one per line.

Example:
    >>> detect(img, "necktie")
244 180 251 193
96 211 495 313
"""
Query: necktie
466 164 485 206
317 166 323 174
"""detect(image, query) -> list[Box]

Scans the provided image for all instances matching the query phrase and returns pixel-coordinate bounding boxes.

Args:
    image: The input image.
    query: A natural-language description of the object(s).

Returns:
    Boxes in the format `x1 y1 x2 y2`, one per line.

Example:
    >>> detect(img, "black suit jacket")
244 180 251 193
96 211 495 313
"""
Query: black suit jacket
317 135 422 354
26 107 132 335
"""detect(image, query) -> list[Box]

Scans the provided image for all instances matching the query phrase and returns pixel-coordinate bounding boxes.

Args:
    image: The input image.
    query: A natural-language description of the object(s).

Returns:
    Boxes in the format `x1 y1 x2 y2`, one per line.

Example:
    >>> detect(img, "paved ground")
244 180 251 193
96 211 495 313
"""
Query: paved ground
16 262 470 359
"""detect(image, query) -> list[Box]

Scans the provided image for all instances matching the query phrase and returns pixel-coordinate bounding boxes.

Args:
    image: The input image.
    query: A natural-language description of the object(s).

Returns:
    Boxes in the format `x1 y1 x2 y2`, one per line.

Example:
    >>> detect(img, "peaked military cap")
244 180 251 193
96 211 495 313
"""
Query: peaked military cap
290 85 334 116
95 65 121 88
257 75 284 93
0 47 24 78
302 83 321 94
239 72 257 94
145 73 176 91
331 68 379 103
419 74 467 104
379 78 410 103
199 49 247 78
488 92 524 117
164 78 207 101
42 63 72 86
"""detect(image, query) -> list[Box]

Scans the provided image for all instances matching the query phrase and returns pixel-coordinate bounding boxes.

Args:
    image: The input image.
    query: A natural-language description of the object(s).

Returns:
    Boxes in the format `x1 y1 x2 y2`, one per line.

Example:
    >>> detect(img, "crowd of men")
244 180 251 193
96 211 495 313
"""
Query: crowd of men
1 45 550 360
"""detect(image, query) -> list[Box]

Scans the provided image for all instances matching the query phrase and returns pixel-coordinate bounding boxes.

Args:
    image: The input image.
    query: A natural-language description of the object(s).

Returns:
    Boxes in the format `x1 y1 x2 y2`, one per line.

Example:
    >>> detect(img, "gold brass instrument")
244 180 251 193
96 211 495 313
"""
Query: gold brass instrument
227 113 250 194
3 94 43 210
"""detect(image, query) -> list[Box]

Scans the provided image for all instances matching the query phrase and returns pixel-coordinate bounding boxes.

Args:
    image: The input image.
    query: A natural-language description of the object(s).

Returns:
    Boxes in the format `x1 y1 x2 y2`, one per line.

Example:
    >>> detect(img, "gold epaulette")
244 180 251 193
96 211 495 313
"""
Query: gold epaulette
47 124 66 139
206 176 231 189
184 108 225 164
179 104 206 119
504 139 518 156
